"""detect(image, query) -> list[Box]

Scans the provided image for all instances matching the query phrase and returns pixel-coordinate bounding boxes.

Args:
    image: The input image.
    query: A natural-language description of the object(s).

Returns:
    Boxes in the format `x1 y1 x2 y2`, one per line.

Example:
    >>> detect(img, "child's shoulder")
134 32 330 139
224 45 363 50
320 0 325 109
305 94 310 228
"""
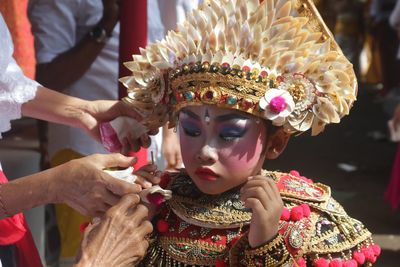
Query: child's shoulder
265 170 373 257
263 169 332 203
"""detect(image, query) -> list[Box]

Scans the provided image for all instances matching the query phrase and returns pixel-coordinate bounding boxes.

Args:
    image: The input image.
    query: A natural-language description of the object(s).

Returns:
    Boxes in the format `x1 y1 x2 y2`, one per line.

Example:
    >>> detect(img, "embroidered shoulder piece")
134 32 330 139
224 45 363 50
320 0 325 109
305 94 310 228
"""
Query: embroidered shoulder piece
167 170 251 228
262 170 331 203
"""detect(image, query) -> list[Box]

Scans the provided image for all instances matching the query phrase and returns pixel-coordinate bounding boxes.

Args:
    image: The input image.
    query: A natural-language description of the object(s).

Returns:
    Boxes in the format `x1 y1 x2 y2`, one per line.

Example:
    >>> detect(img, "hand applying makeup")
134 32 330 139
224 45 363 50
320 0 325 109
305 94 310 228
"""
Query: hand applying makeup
240 175 284 248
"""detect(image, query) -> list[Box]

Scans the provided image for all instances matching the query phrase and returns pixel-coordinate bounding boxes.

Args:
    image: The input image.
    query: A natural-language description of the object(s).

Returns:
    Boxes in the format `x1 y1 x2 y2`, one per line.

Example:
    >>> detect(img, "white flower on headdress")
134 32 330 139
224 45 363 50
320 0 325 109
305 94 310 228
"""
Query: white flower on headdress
259 89 295 126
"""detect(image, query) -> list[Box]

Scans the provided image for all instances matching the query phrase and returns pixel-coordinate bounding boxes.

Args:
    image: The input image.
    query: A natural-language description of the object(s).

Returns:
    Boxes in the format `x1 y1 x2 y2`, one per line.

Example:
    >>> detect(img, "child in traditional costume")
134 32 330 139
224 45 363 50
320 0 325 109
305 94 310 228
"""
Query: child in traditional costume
120 0 380 266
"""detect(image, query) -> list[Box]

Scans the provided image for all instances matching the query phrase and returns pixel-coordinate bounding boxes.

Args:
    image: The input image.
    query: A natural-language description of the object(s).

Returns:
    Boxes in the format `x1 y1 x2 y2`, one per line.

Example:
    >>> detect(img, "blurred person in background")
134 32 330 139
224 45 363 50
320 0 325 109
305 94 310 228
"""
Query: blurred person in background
28 0 199 265
0 13 154 267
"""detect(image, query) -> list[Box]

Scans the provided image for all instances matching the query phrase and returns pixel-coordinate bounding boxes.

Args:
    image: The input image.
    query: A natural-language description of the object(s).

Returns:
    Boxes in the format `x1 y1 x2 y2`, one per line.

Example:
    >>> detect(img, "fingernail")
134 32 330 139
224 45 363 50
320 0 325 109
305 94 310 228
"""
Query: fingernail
248 176 254 180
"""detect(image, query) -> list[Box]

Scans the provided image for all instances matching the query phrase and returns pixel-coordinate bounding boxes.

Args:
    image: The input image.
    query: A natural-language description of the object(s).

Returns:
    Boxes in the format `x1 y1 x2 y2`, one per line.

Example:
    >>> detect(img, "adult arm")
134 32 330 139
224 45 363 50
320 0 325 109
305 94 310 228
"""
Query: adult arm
28 0 119 90
0 154 141 220
20 86 144 143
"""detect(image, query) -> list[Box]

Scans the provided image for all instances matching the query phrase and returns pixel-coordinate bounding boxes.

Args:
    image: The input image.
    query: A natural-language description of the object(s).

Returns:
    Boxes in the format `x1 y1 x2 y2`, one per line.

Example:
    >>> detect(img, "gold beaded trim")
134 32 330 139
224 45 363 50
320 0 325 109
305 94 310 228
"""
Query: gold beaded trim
159 236 227 265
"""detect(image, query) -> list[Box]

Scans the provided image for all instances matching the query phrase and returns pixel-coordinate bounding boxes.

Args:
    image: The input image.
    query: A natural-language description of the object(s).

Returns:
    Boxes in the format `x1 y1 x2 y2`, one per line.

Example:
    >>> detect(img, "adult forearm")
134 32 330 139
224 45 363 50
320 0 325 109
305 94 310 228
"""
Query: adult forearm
36 35 107 91
21 86 92 130
0 168 56 219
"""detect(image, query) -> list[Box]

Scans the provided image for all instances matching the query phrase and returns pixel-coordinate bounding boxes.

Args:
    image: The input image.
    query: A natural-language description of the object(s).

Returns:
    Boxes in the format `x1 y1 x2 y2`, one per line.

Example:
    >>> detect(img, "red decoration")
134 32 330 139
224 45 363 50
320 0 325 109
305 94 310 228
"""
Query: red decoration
280 207 291 221
222 62 230 68
329 259 343 267
289 170 300 177
156 219 169 233
260 70 268 77
229 236 240 246
371 244 381 256
269 96 287 113
361 247 375 262
301 204 311 217
159 173 171 189
352 251 365 265
297 257 307 267
242 66 251 72
241 99 254 110
146 193 165 206
215 259 226 267
290 205 304 221
176 92 183 101
343 260 357 267
314 258 329 267
277 75 284 83
79 222 90 233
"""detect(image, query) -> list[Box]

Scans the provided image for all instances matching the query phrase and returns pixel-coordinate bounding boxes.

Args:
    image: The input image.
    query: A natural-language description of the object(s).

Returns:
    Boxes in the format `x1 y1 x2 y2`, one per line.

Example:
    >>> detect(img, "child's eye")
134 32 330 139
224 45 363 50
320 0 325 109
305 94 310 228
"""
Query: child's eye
219 128 247 141
181 123 201 137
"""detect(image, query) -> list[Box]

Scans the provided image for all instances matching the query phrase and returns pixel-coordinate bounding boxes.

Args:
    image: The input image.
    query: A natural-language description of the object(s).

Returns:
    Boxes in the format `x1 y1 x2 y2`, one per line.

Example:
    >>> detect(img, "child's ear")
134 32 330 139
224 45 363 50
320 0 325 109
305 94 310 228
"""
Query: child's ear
265 128 290 160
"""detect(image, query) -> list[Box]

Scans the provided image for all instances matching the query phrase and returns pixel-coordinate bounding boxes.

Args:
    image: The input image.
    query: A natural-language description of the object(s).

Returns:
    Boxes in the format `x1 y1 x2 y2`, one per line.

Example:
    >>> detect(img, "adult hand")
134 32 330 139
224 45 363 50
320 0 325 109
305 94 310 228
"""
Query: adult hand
78 100 157 152
100 0 120 35
75 194 152 267
240 176 283 248
134 164 162 189
162 126 183 170
51 153 141 217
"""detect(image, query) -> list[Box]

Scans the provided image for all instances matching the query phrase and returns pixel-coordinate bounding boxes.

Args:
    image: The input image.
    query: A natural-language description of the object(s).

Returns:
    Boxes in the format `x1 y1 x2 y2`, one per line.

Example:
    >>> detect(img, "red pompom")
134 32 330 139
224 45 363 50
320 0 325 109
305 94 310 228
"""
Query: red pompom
79 222 90 233
156 219 169 233
215 259 226 267
371 244 381 256
297 257 306 267
314 258 329 267
290 170 300 177
369 256 377 264
159 173 171 188
343 260 357 267
147 192 165 206
362 247 375 262
301 204 311 217
280 207 291 221
290 206 304 221
352 251 365 265
329 259 343 267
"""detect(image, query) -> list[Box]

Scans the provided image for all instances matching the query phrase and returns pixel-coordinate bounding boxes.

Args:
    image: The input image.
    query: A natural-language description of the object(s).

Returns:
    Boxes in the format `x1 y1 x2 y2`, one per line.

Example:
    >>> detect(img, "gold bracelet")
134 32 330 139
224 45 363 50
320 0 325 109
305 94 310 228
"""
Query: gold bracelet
0 183 10 217
245 234 293 267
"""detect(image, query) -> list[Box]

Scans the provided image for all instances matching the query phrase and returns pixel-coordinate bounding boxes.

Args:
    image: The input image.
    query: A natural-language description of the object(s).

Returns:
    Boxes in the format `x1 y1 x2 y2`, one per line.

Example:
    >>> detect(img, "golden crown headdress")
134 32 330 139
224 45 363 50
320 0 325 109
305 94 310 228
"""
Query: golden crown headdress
120 0 357 135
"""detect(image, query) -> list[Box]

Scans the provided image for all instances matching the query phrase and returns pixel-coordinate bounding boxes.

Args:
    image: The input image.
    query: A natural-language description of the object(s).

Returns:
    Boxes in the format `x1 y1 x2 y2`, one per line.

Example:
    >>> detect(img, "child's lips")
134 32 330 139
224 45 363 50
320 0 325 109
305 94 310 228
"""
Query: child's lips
195 167 219 181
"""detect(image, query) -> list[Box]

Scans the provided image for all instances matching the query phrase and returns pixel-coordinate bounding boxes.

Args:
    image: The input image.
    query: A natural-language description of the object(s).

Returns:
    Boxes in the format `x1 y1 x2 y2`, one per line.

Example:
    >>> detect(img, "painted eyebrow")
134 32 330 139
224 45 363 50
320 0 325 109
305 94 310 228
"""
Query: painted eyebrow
181 109 201 120
215 113 249 122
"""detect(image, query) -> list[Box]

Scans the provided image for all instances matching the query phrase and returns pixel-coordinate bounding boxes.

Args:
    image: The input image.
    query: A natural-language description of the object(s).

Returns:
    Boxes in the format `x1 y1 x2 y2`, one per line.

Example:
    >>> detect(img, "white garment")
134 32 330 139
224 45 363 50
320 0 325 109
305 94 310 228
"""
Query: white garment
0 15 39 138
28 0 119 156
28 0 199 159
390 0 400 58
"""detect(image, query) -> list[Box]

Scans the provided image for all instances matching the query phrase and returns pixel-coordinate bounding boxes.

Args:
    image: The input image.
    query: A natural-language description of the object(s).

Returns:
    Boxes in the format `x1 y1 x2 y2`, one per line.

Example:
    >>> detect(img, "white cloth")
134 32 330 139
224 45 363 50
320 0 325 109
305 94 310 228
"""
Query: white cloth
28 0 119 156
0 15 39 139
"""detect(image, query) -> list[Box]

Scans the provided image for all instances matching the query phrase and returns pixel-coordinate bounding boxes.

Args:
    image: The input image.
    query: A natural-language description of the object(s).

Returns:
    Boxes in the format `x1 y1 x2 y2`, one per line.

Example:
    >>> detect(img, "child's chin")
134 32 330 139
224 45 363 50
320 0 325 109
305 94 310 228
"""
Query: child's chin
195 182 233 195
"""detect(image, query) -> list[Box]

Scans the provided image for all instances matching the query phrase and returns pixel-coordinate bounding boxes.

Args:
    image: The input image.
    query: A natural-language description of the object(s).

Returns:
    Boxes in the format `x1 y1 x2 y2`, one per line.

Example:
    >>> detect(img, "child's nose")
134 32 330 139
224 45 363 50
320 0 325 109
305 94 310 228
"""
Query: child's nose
196 145 218 164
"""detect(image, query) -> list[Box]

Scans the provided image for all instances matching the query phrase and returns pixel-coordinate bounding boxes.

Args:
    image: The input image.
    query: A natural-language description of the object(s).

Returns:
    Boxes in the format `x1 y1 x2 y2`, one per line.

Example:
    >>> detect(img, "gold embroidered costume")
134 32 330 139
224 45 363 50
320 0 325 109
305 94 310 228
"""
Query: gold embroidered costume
119 0 378 266
139 170 377 266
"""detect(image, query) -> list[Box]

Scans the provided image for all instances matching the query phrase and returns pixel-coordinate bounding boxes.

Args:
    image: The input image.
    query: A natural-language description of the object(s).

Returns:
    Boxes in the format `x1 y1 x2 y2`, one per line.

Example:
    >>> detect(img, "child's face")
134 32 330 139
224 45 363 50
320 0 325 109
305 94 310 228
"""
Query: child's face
178 105 269 195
